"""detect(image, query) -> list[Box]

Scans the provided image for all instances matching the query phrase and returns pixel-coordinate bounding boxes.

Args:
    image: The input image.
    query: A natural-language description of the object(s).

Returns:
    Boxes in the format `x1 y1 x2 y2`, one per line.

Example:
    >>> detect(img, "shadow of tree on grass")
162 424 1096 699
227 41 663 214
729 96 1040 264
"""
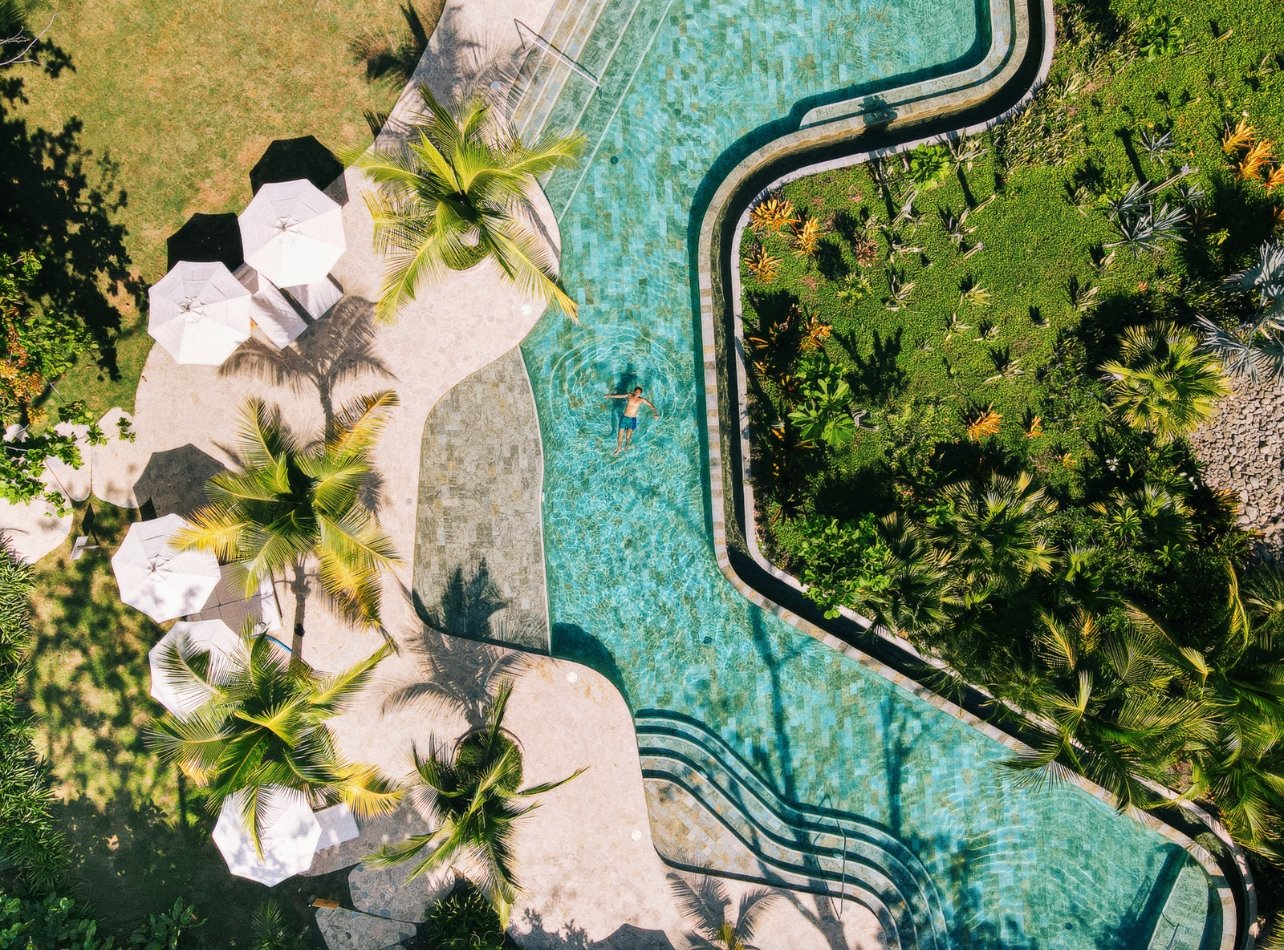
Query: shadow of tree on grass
1 56 142 382
27 501 345 946
350 1 444 84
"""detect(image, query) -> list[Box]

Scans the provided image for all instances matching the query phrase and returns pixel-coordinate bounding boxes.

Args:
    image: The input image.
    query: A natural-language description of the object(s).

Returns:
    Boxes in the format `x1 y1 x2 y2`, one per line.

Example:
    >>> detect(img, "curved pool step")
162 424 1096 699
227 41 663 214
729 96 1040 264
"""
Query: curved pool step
636 709 950 950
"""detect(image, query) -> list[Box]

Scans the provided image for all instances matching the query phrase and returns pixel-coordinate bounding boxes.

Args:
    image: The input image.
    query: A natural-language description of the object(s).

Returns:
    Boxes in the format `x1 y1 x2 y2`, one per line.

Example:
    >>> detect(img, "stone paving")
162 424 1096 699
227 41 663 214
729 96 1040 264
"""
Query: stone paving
413 349 549 652
315 907 417 950
1190 371 1284 559
347 860 456 923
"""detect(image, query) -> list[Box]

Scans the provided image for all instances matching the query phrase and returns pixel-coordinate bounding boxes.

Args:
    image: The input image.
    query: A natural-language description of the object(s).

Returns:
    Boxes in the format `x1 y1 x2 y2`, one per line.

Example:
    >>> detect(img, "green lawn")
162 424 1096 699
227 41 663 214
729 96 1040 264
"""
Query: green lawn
27 502 350 945
15 0 443 416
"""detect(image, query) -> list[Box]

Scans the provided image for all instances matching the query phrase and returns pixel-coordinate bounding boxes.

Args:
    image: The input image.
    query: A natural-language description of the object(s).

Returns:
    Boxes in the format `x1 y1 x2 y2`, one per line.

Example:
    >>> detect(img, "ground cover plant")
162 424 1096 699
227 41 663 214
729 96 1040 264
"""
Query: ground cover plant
741 0 1284 896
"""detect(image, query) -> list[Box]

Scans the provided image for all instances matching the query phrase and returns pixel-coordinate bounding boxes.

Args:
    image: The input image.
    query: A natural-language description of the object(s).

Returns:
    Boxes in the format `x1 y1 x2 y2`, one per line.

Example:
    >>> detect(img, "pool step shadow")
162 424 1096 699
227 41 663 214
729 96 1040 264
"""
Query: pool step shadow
636 709 950 950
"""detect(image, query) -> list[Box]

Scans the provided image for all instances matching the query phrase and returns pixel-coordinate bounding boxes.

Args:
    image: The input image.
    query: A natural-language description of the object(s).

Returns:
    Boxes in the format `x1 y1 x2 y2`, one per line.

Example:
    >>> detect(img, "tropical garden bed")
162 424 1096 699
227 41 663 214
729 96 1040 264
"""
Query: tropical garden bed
739 0 1284 911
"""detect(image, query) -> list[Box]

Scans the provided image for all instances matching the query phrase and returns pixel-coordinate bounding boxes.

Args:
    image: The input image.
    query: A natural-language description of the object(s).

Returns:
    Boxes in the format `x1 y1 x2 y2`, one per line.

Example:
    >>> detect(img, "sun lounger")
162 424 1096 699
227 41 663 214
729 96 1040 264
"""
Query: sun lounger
234 264 308 348
281 275 343 321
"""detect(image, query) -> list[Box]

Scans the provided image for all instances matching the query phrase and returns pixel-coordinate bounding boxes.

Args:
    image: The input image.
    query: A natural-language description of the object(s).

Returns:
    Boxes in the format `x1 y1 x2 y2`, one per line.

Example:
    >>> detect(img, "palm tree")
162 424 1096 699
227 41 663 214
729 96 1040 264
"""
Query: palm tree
930 471 1057 608
356 87 586 323
1089 482 1193 550
1197 240 1284 381
1006 607 1215 810
668 874 778 950
861 512 954 640
1100 321 1229 443
367 680 584 927
147 627 402 849
176 391 399 627
1131 567 1284 853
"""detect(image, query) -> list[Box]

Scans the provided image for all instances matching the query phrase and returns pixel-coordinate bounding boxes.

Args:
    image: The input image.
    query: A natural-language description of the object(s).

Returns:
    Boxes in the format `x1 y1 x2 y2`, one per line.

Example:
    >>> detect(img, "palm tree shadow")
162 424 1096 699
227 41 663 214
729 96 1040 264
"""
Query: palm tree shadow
420 3 528 109
668 872 778 949
385 625 526 732
420 560 508 637
367 4 529 140
350 1 441 84
219 297 395 435
396 561 528 729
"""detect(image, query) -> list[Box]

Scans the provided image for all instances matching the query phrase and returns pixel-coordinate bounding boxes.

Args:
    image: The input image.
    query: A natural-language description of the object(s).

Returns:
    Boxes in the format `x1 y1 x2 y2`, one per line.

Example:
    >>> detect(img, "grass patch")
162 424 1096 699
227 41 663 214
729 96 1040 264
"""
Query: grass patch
14 0 444 416
27 501 348 945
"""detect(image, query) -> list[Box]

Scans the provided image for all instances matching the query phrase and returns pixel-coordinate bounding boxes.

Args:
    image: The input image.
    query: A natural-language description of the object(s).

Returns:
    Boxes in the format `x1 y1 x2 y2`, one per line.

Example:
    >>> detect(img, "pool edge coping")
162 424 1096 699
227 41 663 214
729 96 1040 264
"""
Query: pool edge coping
690 3 1255 949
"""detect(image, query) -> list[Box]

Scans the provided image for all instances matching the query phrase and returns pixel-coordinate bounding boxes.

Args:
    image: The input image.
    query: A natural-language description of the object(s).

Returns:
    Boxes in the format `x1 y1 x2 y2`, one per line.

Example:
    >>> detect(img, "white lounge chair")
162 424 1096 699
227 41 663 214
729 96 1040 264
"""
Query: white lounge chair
313 802 360 851
281 275 343 322
234 264 308 348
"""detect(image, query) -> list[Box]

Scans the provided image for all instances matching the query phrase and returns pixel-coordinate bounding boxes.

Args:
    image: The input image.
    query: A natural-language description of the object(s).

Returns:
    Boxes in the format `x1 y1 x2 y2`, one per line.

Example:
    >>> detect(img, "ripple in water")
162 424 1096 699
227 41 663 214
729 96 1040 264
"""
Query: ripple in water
544 324 689 451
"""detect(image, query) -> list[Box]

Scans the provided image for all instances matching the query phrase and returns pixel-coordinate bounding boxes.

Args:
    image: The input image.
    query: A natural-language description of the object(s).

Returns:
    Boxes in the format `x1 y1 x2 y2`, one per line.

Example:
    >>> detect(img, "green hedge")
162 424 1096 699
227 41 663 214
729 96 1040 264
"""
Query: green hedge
0 548 63 895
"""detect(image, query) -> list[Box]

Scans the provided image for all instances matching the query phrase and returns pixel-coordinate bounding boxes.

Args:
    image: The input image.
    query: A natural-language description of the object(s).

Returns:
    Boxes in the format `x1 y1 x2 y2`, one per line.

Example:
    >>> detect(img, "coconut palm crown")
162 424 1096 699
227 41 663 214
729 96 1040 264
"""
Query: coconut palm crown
1100 321 1229 443
367 679 585 927
147 627 402 850
356 86 586 323
176 391 400 627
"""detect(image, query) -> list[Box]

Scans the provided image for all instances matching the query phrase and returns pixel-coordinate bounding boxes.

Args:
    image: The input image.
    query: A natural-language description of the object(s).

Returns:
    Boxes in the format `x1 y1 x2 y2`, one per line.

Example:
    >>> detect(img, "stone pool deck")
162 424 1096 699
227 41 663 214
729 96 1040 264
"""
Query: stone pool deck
413 348 550 653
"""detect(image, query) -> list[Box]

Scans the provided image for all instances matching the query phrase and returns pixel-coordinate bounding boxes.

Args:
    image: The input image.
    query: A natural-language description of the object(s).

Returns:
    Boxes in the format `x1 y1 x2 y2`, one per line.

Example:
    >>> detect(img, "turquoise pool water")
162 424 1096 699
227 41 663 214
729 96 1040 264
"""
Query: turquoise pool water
516 0 1220 945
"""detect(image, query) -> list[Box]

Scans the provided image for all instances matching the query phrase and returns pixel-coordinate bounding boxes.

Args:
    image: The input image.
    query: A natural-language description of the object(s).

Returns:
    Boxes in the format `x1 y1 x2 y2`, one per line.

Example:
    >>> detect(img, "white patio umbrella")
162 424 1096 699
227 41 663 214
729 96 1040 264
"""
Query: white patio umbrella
239 180 345 287
148 261 252 365
148 619 245 718
213 787 322 886
111 514 220 623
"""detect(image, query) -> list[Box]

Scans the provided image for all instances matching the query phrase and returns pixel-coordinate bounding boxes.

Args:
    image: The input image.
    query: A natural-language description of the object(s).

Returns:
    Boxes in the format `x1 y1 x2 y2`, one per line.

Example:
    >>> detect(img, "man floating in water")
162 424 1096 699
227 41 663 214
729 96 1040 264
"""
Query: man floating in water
604 386 660 455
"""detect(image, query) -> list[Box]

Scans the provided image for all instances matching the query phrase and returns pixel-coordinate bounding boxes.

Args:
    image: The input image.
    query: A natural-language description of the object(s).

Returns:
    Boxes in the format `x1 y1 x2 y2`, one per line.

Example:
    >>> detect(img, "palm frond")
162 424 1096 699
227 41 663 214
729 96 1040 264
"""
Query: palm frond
328 390 400 458
332 760 404 818
303 644 394 717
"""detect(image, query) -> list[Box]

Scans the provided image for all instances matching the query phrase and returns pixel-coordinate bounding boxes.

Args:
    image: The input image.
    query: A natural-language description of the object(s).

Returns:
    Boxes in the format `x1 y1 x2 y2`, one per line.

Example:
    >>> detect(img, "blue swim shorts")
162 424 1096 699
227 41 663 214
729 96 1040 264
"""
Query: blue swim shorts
620 415 638 431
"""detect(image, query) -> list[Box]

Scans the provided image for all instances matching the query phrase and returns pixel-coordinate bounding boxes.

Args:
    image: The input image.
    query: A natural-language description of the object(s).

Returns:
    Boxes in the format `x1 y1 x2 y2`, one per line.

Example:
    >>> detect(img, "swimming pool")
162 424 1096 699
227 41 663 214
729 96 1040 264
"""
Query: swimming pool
515 0 1222 945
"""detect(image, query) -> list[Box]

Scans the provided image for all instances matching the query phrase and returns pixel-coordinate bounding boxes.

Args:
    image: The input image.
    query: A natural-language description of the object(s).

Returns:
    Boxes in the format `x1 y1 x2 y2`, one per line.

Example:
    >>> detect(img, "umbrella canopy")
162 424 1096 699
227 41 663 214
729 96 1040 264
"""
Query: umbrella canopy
111 514 220 622
148 261 252 365
148 619 245 718
239 179 345 287
213 787 321 886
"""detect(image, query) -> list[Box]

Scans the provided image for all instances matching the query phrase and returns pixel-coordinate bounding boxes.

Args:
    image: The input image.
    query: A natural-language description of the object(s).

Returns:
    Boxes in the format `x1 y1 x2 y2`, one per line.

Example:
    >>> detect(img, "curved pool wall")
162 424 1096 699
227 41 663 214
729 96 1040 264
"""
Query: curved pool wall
510 0 1235 946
